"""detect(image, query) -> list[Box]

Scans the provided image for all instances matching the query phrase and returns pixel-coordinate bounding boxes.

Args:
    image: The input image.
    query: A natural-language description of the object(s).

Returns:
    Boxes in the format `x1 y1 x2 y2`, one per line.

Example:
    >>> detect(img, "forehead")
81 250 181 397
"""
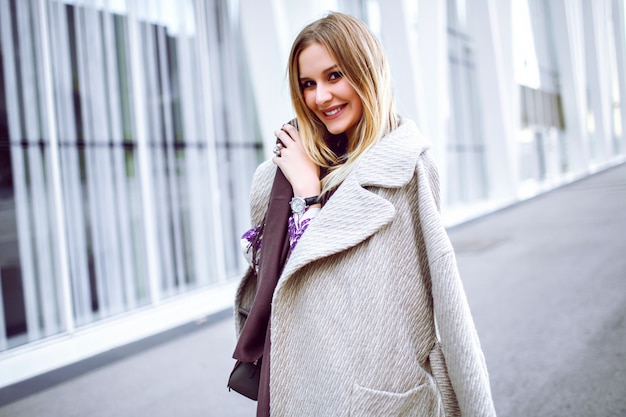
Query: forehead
298 42 337 77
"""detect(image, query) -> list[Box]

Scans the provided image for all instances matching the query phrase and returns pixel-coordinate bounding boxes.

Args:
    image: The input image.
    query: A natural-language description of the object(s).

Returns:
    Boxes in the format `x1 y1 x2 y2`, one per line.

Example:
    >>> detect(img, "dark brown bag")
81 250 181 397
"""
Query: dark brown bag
227 358 262 400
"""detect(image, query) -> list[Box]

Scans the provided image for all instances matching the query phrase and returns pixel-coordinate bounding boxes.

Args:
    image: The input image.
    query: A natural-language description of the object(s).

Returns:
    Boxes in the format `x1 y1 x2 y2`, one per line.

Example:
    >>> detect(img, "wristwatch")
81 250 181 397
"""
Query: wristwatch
289 195 320 214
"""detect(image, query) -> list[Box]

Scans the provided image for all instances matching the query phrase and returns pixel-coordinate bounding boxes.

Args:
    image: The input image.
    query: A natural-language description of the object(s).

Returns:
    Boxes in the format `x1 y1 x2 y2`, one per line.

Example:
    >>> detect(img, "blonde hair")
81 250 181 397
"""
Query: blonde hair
287 12 399 195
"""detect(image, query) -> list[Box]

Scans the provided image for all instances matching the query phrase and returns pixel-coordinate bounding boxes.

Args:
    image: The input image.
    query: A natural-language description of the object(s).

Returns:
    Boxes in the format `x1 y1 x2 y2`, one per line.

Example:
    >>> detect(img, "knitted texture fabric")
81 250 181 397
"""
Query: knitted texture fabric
416 155 497 417
234 120 496 416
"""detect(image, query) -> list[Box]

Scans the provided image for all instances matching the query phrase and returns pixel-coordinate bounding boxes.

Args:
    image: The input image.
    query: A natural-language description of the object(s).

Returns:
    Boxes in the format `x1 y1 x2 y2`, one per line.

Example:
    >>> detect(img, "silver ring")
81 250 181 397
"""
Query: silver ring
273 142 283 157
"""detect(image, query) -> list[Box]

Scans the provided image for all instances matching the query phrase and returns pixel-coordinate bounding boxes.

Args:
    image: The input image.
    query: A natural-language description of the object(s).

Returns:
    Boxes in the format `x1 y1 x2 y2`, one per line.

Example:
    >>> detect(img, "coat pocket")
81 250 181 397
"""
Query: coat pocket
349 379 442 417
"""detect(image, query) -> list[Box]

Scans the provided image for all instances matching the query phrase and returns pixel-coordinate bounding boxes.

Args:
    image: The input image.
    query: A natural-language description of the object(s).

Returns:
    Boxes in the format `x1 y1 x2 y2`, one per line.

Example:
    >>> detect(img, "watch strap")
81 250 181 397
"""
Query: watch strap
303 196 320 206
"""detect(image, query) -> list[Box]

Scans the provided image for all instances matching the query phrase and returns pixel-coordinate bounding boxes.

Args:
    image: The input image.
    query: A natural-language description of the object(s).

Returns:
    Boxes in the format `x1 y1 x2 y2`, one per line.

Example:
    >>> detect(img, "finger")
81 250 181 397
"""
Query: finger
272 145 288 162
281 124 299 142
272 141 284 159
274 129 293 146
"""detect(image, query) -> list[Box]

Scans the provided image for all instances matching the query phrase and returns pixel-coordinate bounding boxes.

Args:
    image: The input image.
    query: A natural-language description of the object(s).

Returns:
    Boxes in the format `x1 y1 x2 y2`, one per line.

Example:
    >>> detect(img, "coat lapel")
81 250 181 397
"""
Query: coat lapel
275 120 430 293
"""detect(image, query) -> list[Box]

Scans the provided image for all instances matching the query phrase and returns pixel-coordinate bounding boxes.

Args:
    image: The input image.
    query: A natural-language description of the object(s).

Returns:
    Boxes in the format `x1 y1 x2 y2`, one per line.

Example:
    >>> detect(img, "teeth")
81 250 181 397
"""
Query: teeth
324 106 343 116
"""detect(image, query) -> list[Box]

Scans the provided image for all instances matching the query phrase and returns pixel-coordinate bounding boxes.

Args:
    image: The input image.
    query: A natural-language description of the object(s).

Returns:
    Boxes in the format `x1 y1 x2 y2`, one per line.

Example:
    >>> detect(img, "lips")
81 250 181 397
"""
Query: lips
321 104 346 120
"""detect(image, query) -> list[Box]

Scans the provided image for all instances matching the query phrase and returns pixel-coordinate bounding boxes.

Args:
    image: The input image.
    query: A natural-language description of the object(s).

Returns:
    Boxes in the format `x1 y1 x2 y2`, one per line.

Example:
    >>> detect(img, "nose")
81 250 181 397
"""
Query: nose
315 82 332 106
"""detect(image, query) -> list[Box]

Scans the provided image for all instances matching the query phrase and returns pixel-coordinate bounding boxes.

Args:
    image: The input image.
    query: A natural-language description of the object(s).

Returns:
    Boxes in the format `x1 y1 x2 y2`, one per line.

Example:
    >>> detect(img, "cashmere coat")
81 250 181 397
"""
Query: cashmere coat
234 120 496 417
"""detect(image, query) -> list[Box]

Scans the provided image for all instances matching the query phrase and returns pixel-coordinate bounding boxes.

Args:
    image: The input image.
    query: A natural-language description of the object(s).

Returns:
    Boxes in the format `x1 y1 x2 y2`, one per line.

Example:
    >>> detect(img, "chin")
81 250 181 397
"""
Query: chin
324 122 350 135
325 127 344 135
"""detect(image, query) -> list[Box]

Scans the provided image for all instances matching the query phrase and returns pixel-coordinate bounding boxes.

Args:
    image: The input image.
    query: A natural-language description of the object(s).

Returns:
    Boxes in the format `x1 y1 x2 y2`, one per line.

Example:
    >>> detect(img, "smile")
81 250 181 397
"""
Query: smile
323 105 345 117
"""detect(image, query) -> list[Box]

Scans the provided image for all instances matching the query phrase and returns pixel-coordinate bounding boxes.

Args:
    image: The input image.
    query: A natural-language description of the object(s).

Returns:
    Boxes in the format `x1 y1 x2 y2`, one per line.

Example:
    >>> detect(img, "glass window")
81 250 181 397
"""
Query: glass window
513 0 567 181
0 0 65 349
609 2 623 155
446 0 488 206
0 0 261 351
52 2 151 322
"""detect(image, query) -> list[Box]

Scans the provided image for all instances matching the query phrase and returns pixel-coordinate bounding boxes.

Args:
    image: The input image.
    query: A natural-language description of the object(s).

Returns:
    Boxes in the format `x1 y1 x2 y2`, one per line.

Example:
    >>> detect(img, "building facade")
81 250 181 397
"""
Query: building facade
0 0 624 388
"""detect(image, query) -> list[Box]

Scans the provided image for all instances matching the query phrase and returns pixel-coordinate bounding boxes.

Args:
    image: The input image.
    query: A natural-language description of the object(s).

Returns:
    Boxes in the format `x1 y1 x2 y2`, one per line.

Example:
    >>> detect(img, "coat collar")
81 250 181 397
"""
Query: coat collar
275 119 430 295
355 119 430 188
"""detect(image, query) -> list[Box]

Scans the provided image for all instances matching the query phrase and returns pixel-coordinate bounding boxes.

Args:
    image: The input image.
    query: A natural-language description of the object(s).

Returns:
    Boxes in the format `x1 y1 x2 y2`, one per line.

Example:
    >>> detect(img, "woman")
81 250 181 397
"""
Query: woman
232 12 496 417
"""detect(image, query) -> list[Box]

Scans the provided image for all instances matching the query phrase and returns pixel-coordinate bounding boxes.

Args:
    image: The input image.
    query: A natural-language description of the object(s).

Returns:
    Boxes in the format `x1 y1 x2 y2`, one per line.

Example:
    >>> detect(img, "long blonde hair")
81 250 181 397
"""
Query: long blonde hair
288 12 399 195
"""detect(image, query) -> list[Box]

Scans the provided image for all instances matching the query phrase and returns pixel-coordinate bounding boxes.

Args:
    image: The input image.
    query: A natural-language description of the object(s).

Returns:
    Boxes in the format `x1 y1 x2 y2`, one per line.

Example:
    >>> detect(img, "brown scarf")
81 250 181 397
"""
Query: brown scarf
233 168 292 416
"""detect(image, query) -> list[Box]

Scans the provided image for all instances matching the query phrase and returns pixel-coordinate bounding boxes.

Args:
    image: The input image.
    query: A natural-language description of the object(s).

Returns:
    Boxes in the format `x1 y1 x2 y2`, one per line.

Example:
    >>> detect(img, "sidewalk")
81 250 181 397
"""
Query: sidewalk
1 163 625 417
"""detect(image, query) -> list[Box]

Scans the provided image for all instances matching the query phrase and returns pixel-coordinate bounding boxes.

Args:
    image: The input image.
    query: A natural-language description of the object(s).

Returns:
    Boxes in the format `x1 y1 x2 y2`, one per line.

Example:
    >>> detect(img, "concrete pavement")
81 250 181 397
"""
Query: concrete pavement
0 163 625 417
452 163 626 417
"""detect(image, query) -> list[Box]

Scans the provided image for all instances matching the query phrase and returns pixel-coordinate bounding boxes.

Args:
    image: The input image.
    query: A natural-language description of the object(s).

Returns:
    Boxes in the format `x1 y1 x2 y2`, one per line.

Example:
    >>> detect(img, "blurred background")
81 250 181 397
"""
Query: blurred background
0 0 624 392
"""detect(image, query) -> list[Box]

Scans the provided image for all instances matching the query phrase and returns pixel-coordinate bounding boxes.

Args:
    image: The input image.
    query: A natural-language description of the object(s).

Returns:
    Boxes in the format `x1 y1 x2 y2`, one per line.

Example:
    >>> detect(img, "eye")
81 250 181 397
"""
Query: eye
301 80 315 89
329 71 343 81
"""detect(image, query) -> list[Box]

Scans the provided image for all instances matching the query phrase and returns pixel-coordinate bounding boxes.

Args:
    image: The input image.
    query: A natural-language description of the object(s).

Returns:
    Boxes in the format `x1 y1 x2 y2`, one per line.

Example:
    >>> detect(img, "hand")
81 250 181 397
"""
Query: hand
272 123 321 198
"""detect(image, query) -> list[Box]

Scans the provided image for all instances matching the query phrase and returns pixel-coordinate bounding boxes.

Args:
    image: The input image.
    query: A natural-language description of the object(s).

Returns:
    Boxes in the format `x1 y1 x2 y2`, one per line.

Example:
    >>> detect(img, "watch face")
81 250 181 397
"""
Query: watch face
290 197 306 213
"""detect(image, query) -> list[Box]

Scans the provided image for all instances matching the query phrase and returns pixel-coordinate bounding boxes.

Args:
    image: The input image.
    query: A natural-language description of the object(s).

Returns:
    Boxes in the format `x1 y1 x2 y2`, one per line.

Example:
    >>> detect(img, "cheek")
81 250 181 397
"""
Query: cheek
342 84 363 117
355 101 364 121
303 90 316 111
349 91 364 120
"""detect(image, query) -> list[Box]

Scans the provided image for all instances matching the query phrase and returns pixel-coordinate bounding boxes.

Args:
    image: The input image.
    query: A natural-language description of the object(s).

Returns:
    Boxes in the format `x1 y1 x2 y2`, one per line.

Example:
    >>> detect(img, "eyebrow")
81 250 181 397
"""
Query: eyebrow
299 65 340 81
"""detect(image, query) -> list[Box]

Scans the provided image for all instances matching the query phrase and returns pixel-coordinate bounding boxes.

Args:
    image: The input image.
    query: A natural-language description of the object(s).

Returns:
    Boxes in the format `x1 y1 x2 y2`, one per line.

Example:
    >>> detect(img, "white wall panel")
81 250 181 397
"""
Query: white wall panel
468 0 517 202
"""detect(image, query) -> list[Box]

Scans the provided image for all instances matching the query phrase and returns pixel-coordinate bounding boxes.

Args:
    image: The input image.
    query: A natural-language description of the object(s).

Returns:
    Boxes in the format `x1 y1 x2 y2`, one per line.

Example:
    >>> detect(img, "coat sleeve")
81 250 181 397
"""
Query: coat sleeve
416 152 497 417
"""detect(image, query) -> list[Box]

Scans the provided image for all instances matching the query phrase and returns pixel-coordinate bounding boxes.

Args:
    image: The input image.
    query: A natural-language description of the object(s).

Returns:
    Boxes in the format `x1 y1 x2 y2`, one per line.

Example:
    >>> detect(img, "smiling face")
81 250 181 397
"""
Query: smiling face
298 42 363 136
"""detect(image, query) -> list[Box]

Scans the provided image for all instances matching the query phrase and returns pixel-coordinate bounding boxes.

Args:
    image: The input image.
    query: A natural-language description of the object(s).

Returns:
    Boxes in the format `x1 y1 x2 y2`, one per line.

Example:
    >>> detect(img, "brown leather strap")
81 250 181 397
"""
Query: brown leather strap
233 168 292 363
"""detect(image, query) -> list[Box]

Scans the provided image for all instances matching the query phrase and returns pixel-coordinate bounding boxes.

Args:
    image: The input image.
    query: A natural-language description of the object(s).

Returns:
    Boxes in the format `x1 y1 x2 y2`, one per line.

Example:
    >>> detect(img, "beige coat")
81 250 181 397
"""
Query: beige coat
235 120 496 417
